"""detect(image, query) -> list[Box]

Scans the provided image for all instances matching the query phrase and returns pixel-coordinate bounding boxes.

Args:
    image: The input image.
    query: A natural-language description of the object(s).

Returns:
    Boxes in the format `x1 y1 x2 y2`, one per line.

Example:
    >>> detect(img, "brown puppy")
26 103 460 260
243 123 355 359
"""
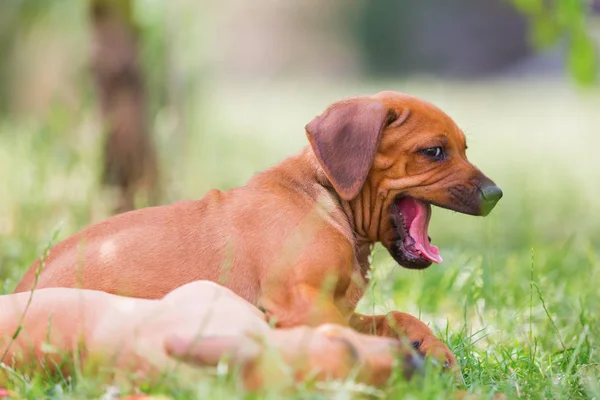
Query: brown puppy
15 91 501 366
0 281 419 389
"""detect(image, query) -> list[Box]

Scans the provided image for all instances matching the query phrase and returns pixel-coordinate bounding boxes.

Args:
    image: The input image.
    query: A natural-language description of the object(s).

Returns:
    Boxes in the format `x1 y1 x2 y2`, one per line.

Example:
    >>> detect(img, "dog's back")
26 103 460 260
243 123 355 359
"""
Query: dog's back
14 196 244 298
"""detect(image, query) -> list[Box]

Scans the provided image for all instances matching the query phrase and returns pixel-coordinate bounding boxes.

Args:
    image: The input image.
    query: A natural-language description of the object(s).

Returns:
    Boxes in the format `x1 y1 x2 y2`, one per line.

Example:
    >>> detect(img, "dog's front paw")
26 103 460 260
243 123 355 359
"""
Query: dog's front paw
381 311 457 371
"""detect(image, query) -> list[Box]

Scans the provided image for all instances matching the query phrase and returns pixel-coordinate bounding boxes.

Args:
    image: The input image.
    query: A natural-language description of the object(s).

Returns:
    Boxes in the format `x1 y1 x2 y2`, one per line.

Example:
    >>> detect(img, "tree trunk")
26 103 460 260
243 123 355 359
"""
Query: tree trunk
90 0 159 213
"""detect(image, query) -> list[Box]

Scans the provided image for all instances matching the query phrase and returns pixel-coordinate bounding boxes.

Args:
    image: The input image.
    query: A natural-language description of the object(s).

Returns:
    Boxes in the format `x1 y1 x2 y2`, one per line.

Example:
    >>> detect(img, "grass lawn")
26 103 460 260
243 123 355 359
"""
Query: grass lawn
0 78 598 399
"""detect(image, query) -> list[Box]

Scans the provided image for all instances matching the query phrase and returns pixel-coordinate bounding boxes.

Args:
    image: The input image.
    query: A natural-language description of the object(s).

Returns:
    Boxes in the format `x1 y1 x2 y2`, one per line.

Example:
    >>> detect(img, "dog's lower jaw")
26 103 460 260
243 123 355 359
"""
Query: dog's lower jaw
388 240 433 270
385 196 441 270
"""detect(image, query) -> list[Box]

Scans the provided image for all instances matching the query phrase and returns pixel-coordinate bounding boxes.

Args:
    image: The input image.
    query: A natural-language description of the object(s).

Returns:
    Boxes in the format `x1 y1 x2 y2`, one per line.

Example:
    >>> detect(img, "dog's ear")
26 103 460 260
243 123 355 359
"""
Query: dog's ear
305 98 395 201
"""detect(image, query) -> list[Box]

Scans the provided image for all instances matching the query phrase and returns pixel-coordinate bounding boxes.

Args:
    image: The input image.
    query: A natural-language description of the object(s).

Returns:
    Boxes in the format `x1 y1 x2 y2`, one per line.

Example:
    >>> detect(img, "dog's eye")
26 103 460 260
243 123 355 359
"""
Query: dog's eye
420 147 445 160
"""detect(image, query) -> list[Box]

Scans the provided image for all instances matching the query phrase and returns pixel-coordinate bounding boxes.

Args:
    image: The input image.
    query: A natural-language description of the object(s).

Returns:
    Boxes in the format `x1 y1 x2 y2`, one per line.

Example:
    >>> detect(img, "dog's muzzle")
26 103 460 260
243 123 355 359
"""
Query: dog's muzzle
445 177 503 217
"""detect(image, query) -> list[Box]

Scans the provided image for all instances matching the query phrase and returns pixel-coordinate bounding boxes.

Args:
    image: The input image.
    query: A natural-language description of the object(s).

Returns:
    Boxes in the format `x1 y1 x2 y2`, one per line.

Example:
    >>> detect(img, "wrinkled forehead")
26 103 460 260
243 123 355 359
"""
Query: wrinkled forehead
372 91 467 149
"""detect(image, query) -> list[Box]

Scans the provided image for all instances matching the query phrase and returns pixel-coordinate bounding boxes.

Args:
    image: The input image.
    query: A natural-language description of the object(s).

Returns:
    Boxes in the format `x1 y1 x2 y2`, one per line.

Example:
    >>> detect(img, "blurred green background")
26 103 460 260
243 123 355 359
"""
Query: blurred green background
1 0 600 398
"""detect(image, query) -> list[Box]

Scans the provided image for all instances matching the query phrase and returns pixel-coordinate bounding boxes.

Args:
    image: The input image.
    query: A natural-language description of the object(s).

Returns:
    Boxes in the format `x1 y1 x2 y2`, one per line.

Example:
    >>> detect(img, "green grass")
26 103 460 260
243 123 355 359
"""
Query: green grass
0 78 599 399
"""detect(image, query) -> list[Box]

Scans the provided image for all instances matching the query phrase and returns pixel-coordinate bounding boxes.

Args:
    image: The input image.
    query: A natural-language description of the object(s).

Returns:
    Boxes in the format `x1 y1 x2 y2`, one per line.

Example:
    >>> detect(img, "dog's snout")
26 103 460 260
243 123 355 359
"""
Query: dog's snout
478 182 502 215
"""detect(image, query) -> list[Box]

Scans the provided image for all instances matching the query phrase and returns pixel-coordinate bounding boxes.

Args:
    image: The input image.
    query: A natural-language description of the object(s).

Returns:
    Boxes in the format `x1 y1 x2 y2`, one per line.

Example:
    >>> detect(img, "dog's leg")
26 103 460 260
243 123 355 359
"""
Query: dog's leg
350 312 457 370
262 284 350 328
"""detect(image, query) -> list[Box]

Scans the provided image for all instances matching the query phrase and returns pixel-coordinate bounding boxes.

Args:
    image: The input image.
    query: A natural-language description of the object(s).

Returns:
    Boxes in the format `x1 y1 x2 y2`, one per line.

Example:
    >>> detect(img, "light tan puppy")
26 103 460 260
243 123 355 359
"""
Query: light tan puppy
1 281 425 390
16 91 501 367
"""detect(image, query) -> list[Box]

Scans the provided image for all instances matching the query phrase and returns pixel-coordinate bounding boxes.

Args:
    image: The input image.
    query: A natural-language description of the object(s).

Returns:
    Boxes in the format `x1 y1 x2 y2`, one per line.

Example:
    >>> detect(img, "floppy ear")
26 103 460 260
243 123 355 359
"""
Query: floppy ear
305 98 394 201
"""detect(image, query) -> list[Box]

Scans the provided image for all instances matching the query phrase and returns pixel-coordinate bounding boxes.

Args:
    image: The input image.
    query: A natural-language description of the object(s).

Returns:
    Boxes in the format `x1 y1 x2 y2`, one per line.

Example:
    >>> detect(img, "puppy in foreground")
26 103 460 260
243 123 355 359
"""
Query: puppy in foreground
16 91 502 366
1 281 427 390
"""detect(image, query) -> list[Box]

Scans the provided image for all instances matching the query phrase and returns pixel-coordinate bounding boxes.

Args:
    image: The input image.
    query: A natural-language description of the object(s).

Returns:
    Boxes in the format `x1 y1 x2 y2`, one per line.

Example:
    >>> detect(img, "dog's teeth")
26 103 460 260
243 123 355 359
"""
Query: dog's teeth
369 243 374 252
367 255 373 264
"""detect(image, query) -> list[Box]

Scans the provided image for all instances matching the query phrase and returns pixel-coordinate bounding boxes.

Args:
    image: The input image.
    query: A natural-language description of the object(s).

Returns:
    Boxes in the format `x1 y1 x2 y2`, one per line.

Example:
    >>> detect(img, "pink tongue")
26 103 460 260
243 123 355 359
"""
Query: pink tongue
405 199 443 264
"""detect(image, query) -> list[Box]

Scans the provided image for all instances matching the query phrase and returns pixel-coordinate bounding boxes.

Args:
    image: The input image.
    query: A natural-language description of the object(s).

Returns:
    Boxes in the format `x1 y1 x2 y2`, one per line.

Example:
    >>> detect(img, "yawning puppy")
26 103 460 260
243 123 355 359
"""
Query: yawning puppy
15 91 502 368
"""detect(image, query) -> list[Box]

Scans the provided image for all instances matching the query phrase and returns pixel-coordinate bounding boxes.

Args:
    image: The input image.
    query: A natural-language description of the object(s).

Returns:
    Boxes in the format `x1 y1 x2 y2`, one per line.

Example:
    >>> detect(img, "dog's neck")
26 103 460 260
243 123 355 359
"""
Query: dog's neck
261 147 380 242
302 151 382 244
308 150 379 280
249 146 378 281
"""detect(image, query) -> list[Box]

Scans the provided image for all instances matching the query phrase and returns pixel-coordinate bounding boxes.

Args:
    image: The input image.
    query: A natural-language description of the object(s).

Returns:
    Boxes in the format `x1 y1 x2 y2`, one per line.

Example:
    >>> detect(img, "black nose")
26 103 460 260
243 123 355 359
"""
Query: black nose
479 184 503 215
482 185 503 203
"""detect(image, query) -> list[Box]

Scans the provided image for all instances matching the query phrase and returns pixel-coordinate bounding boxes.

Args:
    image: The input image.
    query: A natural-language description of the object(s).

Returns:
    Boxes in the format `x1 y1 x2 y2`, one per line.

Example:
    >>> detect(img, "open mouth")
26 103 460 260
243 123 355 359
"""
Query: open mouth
388 196 443 270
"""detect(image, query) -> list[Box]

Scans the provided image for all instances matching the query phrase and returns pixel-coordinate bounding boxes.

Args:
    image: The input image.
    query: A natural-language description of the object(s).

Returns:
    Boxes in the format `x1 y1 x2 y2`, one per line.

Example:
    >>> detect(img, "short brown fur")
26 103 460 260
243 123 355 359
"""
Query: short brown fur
16 91 501 367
